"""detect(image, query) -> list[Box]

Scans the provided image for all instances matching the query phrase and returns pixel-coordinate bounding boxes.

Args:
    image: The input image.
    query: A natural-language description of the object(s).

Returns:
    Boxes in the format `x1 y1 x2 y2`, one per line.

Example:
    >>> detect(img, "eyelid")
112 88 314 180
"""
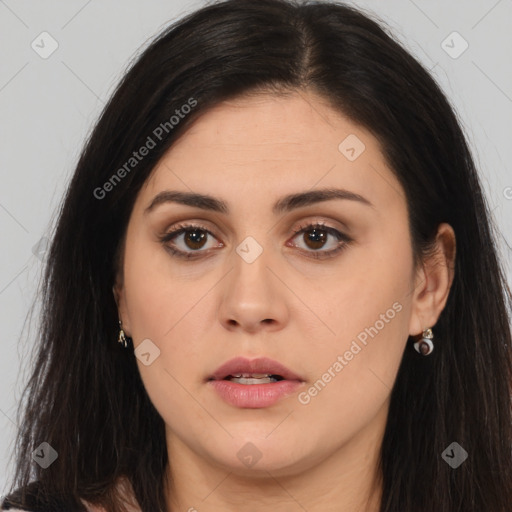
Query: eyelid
288 216 349 236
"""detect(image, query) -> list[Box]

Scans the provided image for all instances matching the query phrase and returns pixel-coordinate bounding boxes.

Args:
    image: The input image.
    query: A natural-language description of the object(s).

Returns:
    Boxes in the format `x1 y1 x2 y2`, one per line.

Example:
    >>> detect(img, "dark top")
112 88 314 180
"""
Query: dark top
1 481 84 512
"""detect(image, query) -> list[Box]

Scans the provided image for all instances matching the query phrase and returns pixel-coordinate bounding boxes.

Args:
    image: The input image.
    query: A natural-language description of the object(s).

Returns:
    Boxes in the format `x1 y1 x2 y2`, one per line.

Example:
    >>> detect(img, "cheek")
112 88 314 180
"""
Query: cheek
122 233 215 392
122 244 209 430
307 216 413 347
296 222 413 413
122 226 202 340
295 243 412 435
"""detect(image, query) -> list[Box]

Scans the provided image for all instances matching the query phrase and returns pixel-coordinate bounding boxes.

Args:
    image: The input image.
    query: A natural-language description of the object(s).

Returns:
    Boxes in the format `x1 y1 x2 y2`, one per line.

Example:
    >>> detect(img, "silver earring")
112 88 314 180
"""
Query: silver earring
413 328 434 355
118 320 129 348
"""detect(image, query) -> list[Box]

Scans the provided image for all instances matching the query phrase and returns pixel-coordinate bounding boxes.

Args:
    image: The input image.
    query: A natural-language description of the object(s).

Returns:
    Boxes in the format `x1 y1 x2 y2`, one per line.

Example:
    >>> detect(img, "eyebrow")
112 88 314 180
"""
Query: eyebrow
144 187 375 216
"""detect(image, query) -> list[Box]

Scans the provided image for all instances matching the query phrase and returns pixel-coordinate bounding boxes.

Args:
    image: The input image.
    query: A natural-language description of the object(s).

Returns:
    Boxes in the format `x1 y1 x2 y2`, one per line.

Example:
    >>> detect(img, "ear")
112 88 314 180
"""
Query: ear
408 222 456 336
112 272 132 337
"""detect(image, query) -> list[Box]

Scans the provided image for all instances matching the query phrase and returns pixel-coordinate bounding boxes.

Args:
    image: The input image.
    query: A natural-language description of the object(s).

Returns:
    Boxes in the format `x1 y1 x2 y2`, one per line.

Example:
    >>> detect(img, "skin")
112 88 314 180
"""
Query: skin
114 89 456 512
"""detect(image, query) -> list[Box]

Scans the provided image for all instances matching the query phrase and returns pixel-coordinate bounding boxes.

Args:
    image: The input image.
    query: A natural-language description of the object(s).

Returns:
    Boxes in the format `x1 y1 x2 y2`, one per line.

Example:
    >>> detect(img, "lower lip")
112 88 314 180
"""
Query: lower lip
208 379 304 408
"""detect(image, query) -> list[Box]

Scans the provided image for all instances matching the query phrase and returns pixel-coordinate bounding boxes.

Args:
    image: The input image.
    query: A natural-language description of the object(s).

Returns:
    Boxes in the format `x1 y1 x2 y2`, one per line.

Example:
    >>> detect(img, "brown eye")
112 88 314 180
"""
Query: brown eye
159 223 222 259
301 227 328 250
182 229 207 250
289 223 351 260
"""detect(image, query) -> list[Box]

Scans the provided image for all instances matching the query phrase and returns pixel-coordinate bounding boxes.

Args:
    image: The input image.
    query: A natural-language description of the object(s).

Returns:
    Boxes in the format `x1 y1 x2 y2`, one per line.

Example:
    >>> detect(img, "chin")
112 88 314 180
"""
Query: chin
203 433 313 477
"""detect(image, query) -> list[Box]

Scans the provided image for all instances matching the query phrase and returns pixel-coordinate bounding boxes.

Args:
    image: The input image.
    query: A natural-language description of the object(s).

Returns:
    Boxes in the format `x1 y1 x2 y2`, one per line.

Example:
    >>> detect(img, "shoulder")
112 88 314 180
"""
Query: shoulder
1 481 96 512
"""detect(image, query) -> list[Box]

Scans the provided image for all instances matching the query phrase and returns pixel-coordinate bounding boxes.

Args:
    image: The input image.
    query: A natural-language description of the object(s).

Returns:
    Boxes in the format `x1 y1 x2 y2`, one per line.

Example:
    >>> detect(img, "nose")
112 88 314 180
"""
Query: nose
218 243 290 333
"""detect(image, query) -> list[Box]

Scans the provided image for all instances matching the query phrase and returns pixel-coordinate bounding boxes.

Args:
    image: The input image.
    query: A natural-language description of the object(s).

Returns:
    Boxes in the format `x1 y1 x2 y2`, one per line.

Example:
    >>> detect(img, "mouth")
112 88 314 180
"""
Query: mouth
207 356 305 408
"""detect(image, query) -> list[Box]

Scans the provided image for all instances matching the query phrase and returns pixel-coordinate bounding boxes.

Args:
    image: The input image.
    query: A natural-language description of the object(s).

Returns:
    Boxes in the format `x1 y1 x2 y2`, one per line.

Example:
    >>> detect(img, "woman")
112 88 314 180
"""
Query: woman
2 0 511 511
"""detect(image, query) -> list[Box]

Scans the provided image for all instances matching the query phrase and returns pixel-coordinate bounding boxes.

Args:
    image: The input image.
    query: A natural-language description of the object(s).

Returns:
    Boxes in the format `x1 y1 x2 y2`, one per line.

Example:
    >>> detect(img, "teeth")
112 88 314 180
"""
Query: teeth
230 373 272 378
229 376 277 385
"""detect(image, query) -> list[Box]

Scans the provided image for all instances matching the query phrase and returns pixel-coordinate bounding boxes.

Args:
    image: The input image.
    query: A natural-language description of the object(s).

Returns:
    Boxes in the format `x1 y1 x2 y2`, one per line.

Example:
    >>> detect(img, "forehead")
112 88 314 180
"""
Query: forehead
161 91 368 160
139 90 404 214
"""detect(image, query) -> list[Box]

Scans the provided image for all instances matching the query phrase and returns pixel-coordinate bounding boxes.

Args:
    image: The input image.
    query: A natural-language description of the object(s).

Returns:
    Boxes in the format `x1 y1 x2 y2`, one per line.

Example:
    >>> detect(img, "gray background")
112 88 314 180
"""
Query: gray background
1 0 511 494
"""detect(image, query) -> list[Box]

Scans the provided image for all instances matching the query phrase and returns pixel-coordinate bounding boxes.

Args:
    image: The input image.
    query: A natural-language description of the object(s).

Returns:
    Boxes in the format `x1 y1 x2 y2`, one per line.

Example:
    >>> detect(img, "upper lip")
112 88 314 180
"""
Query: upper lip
209 356 304 381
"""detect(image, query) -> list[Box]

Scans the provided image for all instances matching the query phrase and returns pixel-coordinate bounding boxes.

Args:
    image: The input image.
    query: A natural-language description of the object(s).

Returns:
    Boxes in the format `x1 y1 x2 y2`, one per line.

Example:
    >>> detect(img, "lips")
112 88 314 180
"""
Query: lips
207 356 305 408
208 356 304 382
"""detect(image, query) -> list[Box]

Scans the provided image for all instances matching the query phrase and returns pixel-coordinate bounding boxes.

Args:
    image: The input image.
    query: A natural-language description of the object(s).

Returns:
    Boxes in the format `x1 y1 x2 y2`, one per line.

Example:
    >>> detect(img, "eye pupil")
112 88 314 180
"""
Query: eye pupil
304 228 327 249
185 229 207 249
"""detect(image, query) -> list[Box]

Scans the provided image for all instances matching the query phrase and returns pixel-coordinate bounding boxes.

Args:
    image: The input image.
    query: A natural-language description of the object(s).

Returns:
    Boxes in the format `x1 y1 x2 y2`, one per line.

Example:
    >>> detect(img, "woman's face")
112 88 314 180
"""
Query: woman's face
115 90 438 478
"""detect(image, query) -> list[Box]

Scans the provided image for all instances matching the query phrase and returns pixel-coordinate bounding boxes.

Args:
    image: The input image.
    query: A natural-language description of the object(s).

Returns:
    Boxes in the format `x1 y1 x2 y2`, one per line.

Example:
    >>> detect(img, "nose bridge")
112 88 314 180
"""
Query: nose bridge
231 230 275 297
230 204 276 274
218 227 288 330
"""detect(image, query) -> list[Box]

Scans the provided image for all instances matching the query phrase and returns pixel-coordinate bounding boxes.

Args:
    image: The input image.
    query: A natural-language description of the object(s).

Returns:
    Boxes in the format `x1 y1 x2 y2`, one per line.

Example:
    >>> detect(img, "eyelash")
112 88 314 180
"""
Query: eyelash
159 221 352 261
